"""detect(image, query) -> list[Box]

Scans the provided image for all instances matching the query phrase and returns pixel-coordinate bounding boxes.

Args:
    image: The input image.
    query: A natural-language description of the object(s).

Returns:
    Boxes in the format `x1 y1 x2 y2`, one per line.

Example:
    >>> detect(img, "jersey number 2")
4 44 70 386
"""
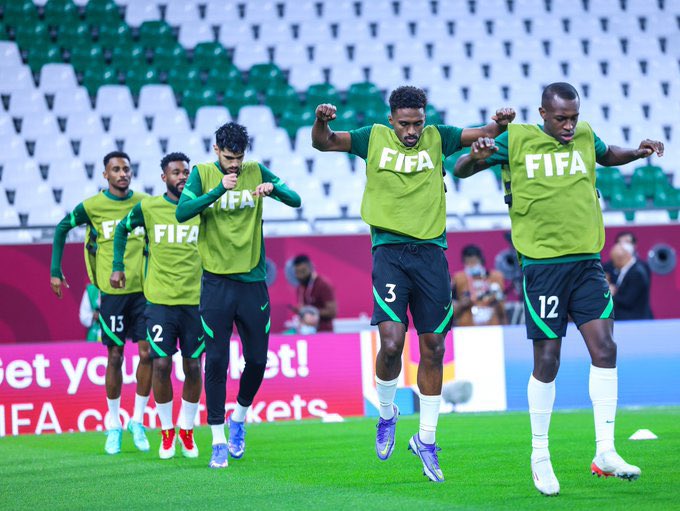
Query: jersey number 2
151 325 163 343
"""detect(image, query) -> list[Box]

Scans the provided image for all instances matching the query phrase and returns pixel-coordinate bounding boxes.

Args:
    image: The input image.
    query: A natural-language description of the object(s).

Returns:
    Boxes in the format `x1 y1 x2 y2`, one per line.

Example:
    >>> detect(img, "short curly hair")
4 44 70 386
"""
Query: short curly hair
388 86 427 112
160 151 190 172
215 122 249 153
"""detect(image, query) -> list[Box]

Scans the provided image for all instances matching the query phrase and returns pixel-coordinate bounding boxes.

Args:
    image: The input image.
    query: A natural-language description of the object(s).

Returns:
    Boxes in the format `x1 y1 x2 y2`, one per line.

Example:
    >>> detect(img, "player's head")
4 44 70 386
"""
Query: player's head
539 82 580 145
103 151 131 193
160 152 190 199
462 244 486 277
615 230 637 248
293 254 314 284
214 122 249 175
388 86 427 147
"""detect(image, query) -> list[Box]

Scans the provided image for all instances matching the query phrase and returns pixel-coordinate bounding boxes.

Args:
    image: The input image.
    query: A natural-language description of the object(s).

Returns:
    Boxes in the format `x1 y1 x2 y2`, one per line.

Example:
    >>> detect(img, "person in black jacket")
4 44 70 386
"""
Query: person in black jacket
609 242 653 320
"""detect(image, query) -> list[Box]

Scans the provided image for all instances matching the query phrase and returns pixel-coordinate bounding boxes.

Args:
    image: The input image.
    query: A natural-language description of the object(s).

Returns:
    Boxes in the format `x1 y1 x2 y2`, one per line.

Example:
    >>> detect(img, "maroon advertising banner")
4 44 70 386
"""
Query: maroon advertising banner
0 333 364 436
1 226 679 343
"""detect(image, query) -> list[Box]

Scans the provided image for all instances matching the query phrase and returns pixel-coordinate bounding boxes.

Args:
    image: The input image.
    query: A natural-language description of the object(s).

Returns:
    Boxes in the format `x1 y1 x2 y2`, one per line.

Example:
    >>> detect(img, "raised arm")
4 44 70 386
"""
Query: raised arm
257 165 302 208
50 203 90 298
597 139 664 167
110 203 145 289
176 167 235 222
460 108 516 146
311 103 352 152
454 137 500 178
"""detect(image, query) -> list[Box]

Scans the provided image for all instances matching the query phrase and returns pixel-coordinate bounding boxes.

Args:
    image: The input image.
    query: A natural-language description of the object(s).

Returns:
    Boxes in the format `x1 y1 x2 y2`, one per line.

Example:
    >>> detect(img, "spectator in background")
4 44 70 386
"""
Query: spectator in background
452 245 507 326
603 231 651 283
291 255 336 332
79 282 101 342
609 242 653 320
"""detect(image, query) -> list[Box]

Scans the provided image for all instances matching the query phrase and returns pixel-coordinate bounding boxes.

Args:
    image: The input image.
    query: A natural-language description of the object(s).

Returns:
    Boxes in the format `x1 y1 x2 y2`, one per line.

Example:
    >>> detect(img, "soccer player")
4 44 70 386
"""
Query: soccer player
50 151 152 455
110 152 203 460
311 86 515 483
175 122 301 469
454 82 664 496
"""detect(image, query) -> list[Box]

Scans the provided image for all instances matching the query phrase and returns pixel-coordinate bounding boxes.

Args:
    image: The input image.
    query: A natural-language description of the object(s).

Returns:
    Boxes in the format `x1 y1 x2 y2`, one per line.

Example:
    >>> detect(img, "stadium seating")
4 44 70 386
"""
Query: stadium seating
0 0 677 241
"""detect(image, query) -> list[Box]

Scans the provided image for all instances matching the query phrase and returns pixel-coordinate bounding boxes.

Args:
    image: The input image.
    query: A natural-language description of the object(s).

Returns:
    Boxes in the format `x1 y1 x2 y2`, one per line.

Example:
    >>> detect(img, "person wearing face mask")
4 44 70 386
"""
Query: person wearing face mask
452 244 506 327
297 306 321 335
290 254 336 332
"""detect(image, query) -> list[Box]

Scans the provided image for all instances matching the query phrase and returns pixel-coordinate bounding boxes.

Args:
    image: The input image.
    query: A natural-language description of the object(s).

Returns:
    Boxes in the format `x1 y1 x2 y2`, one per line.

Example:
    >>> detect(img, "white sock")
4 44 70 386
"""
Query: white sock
376 376 398 420
231 403 249 423
179 399 199 430
589 365 617 455
156 401 174 430
418 394 441 444
211 424 227 445
528 375 555 460
106 397 122 430
132 393 150 424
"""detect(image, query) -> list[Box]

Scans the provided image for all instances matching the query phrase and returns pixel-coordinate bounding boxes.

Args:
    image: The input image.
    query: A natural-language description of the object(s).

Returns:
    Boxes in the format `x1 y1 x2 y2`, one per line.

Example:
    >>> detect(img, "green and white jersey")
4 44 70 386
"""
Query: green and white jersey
349 124 463 249
176 161 301 281
112 194 201 306
51 190 147 294
485 122 608 261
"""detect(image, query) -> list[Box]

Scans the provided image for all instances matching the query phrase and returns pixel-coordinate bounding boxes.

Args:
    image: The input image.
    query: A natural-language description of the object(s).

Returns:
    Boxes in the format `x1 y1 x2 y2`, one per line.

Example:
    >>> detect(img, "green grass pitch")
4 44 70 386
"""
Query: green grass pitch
1 407 678 510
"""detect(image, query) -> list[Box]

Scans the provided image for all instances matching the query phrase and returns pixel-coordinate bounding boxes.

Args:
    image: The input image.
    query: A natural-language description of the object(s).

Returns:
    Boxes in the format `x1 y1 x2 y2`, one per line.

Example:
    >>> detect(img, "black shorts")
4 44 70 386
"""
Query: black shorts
99 292 146 347
199 271 270 351
145 303 204 359
371 244 453 335
522 259 614 340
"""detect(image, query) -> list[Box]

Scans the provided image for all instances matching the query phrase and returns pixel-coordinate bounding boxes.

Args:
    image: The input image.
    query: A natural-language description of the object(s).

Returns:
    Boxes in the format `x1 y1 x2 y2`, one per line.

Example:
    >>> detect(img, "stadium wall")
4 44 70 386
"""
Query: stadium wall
1 225 679 343
1 321 678 436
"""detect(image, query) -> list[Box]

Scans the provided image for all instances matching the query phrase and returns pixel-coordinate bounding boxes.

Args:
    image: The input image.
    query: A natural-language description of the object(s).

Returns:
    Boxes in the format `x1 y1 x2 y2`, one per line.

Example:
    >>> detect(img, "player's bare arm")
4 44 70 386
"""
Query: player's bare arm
109 270 126 289
454 137 498 178
311 103 352 152
460 108 516 146
50 276 68 298
596 139 664 166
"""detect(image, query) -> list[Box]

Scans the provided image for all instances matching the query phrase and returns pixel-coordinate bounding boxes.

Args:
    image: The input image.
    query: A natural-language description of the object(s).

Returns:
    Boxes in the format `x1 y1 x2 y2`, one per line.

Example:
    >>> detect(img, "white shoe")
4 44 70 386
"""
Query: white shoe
159 429 176 460
591 450 641 481
531 456 560 496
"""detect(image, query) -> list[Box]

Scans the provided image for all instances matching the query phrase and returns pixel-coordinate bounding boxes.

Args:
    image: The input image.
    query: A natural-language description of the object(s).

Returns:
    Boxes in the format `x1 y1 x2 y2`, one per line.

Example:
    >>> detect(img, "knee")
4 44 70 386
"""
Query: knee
535 351 560 377
380 337 403 360
153 358 172 378
421 336 445 366
183 359 202 382
137 343 152 364
592 337 617 366
108 348 124 369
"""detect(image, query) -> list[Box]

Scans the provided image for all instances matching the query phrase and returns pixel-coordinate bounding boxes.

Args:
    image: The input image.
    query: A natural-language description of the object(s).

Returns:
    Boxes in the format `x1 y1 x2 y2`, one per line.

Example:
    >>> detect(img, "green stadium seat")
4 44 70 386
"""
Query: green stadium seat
631 165 666 199
2 0 39 28
265 85 300 117
26 44 62 73
125 65 159 96
69 44 105 72
56 21 93 50
82 66 118 95
111 43 147 72
362 105 390 126
85 0 121 25
305 83 341 107
192 42 230 71
425 104 443 125
346 82 384 113
166 66 201 95
97 22 132 50
138 21 175 48
247 63 286 92
596 167 625 200
182 87 218 118
330 108 359 131
206 65 243 92
223 85 259 116
152 43 187 72
43 0 80 27
279 108 315 138
14 22 50 49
